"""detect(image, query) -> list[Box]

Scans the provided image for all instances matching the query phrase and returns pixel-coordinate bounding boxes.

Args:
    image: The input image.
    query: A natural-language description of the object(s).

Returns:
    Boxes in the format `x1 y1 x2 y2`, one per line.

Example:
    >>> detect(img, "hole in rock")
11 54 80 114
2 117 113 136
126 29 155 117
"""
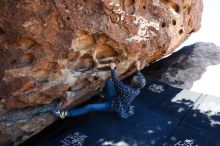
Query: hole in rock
11 60 17 65
161 22 166 28
95 44 118 60
99 58 114 64
93 76 99 81
18 38 37 51
97 66 111 71
172 19 176 25
141 43 146 49
174 5 180 13
188 18 191 26
66 17 70 21
163 43 166 48
143 6 146 9
41 0 54 3
75 54 94 72
67 87 72 91
187 7 191 14
179 29 183 35
19 53 35 65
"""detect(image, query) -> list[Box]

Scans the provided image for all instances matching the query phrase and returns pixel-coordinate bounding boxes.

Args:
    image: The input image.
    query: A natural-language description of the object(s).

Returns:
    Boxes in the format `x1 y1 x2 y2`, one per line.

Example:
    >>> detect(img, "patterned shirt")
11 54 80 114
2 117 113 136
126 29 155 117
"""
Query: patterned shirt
110 69 140 118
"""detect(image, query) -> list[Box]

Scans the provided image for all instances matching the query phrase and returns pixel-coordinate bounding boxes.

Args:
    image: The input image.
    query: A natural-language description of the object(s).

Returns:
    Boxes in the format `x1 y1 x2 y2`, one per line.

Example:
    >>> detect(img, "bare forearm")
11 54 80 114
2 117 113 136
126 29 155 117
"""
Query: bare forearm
135 60 141 71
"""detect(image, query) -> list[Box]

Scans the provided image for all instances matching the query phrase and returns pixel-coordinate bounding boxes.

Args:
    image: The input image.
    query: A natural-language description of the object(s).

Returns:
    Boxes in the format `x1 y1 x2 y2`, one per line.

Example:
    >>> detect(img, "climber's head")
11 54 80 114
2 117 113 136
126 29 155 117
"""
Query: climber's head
131 71 146 89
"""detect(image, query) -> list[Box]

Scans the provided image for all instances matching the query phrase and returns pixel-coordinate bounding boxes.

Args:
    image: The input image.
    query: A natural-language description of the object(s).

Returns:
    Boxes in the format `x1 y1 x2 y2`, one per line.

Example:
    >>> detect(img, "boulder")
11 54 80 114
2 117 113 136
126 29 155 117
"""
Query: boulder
0 0 203 145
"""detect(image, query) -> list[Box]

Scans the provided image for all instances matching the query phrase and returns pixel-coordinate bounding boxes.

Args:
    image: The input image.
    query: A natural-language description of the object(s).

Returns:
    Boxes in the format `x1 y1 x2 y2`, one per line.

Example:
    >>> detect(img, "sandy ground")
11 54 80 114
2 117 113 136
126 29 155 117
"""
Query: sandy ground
191 64 220 97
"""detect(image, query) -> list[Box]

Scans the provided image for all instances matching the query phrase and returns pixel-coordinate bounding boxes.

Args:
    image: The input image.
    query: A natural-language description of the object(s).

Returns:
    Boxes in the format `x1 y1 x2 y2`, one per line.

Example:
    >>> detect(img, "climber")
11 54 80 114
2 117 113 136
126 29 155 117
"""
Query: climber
52 61 146 119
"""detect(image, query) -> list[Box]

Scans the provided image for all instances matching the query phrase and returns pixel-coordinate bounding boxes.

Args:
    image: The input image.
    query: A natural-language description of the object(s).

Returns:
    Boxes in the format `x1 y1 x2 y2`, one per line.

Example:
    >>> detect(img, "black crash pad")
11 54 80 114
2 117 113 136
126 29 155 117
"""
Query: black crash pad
20 80 220 146
40 107 179 146
164 124 220 146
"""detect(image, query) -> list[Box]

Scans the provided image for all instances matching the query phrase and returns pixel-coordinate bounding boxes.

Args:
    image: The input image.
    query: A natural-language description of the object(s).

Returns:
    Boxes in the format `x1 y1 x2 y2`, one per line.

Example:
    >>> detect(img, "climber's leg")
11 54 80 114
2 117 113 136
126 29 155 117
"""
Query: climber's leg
102 79 117 102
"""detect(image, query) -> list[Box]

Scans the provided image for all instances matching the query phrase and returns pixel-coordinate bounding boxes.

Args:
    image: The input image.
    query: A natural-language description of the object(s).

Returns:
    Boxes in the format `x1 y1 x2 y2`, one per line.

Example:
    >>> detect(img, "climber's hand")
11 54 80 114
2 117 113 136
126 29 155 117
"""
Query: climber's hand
110 63 116 70
135 61 141 71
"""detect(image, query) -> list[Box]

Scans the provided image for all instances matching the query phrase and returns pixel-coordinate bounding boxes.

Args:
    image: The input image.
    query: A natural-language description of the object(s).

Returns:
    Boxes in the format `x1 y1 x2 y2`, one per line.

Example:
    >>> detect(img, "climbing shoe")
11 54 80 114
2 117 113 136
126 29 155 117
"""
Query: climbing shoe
99 92 106 100
52 109 68 119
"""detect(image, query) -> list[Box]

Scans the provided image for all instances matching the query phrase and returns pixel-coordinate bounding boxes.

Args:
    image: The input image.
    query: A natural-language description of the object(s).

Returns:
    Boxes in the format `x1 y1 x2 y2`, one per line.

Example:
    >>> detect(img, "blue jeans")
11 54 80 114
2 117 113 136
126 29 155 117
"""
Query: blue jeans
68 80 117 117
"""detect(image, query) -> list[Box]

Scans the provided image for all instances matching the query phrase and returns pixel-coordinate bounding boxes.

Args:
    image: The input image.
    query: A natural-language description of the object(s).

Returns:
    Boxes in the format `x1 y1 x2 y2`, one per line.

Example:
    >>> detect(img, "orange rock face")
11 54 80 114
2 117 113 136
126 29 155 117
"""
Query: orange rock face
0 0 203 145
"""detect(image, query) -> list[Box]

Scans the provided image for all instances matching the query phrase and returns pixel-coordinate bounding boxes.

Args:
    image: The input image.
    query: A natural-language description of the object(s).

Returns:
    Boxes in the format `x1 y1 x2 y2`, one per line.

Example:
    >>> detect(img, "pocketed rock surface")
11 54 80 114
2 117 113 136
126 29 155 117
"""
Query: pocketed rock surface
0 0 203 145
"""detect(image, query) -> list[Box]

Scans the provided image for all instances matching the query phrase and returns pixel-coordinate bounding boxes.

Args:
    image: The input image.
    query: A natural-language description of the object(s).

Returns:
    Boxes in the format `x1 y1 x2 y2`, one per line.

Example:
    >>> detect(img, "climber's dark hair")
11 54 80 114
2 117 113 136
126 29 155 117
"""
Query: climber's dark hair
131 71 146 89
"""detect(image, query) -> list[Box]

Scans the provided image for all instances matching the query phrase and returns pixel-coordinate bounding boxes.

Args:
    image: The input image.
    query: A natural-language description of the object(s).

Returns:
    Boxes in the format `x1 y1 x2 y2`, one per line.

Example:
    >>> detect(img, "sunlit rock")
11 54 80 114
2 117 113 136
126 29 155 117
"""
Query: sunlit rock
0 0 203 145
